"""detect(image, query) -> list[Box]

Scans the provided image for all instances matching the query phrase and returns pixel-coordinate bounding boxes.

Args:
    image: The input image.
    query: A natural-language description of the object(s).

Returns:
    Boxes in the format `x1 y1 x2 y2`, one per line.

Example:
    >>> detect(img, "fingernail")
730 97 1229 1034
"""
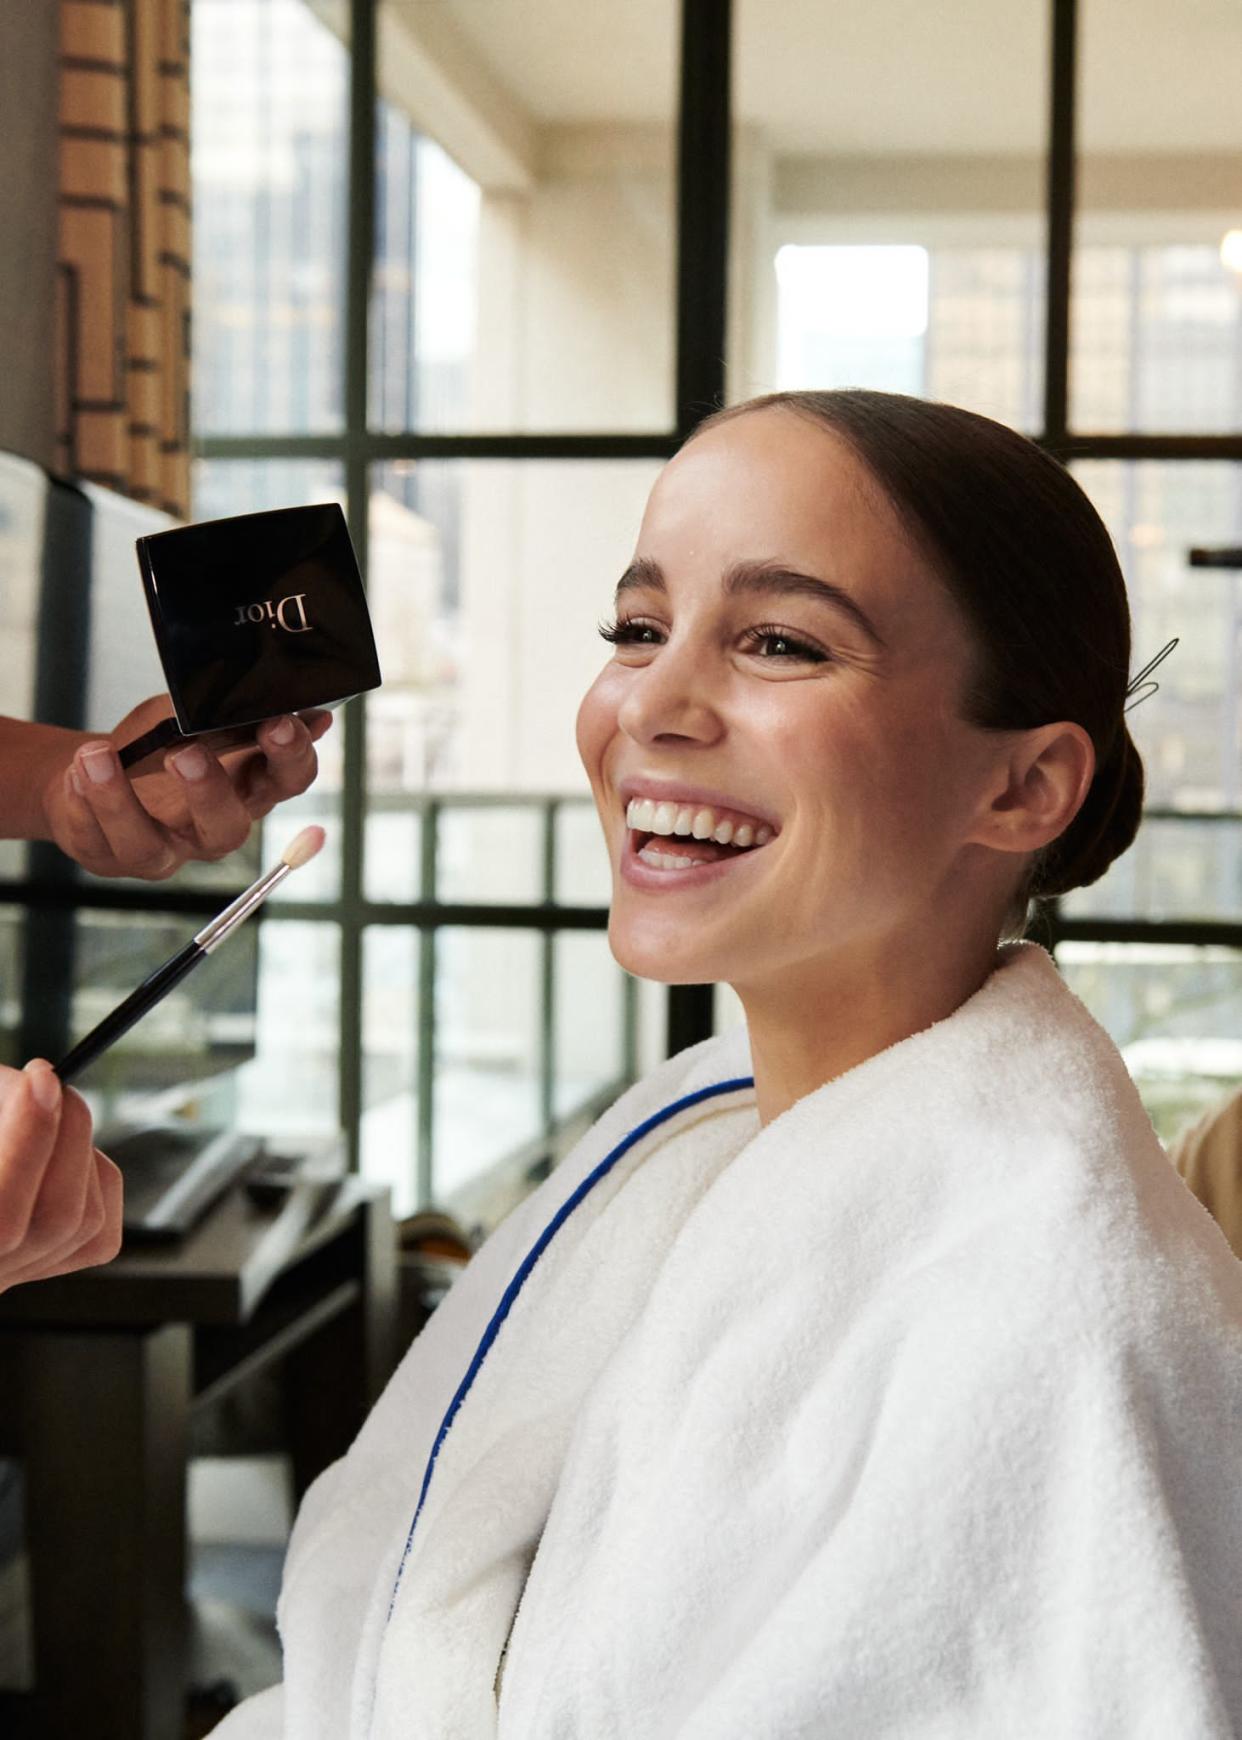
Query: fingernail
267 716 295 746
170 745 209 781
25 1060 61 1114
66 766 85 799
80 743 117 785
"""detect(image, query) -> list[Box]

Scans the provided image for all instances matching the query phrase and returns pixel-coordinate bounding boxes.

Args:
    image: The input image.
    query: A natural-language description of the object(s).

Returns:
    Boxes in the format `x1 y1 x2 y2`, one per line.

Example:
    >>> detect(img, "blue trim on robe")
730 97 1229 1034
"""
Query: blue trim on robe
386 1074 756 1617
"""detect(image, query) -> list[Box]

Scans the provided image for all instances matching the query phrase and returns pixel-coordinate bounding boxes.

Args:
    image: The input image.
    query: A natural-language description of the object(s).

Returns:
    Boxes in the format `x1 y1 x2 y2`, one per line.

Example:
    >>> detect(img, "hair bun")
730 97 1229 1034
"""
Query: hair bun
1035 724 1145 898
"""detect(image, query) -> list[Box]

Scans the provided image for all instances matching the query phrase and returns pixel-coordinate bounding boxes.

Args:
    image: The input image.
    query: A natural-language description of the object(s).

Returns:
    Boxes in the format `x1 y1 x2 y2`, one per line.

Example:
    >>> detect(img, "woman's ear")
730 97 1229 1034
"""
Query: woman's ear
974 721 1096 858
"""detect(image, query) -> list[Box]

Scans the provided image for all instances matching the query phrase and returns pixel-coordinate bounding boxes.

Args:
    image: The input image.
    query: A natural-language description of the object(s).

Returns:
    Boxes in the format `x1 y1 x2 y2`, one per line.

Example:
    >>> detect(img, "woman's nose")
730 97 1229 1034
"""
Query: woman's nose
616 640 725 747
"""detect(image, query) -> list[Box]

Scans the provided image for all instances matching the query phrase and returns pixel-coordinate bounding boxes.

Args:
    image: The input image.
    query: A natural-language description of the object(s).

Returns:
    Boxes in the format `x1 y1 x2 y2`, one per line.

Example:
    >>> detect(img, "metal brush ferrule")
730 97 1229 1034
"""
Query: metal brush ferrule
194 861 292 952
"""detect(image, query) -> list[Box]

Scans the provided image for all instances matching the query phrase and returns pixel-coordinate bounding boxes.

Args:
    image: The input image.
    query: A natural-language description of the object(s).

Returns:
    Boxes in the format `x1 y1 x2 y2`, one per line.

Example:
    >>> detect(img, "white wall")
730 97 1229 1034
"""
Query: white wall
456 124 674 791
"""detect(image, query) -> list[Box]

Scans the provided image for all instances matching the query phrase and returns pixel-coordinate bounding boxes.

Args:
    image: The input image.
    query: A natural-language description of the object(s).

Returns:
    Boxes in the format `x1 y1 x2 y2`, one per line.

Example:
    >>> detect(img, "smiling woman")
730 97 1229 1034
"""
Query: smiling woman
576 390 1122 1117
216 393 1242 1740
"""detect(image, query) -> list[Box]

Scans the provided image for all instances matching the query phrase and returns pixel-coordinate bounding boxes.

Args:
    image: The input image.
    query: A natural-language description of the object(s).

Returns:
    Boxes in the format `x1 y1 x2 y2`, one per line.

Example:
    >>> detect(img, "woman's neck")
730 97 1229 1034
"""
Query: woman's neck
736 928 1003 1128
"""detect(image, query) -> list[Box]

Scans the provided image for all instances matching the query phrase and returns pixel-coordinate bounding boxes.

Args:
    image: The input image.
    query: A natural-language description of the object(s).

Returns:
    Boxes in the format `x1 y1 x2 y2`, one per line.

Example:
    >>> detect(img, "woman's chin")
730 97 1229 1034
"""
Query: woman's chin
608 915 726 986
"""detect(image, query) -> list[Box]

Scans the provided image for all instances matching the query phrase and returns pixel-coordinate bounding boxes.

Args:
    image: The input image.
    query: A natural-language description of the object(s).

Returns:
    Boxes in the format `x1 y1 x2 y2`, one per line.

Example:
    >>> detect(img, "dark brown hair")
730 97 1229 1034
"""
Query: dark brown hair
692 389 1144 939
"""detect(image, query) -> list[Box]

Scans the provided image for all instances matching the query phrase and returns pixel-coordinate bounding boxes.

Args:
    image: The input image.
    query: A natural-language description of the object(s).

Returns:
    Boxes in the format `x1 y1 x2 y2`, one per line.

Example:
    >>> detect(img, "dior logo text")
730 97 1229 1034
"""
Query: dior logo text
233 593 313 633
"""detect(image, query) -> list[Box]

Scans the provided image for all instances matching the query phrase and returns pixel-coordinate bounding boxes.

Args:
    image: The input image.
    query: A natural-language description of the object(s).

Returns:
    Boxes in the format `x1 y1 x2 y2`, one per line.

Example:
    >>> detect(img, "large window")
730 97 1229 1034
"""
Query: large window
187 0 690 1225
17 1 1240 1224
176 0 1242 1190
722 0 1242 1143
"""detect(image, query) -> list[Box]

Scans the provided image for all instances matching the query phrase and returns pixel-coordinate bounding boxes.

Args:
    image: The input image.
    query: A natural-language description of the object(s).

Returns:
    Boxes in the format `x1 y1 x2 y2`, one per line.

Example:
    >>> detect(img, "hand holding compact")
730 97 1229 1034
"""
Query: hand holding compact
41 692 332 879
0 1061 122 1294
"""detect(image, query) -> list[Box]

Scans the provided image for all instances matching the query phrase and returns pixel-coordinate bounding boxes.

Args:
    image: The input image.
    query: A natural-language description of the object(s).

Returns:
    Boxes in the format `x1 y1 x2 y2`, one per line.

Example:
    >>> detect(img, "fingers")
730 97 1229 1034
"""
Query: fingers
65 742 182 878
19 1150 122 1283
80 1151 124 1268
22 1081 97 1256
47 712 331 877
2 1150 123 1289
0 1067 123 1293
237 712 329 818
49 766 116 873
0 1062 62 1257
302 709 334 742
165 740 255 858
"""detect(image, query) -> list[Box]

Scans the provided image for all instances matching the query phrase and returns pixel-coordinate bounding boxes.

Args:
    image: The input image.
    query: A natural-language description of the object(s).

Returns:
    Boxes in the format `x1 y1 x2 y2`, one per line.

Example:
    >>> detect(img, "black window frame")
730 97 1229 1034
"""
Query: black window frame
9 0 1242 1211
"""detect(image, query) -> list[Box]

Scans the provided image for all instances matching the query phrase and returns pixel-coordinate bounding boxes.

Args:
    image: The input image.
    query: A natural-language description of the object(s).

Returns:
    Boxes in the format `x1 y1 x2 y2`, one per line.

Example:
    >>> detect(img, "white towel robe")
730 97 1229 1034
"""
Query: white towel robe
217 941 1242 1739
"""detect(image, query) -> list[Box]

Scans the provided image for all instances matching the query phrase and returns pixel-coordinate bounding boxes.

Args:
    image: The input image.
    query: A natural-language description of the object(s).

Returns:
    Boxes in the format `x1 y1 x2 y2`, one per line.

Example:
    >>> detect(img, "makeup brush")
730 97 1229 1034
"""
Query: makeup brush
54 825 326 1084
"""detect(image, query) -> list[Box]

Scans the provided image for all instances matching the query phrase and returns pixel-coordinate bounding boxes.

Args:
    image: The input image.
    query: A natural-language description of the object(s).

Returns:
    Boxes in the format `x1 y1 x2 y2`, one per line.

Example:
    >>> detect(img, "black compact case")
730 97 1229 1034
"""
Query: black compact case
118 502 381 771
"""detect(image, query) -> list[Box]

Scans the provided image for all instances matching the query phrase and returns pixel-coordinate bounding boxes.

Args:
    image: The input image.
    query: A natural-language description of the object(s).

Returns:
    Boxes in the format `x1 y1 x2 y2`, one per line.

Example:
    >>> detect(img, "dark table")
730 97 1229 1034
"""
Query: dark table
0 1174 396 1740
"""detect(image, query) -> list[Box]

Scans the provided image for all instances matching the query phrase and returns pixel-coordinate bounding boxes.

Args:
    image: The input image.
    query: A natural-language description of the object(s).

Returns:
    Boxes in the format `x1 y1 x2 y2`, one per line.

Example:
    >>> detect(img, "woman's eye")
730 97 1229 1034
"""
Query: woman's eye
597 617 662 647
744 626 830 664
597 617 829 665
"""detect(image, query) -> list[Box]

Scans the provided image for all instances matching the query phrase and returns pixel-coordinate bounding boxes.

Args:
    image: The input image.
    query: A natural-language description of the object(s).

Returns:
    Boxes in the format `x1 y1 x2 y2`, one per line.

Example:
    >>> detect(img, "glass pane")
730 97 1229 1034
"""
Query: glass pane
259 722 344 905
372 0 678 432
433 927 541 1200
735 0 1047 428
365 800 422 911
191 459 346 522
366 803 424 904
1072 1 1242 432
364 459 460 851
229 919 340 1141
34 910 260 1111
1063 818 1242 924
0 906 26 1065
1056 941 1242 1147
13 903 338 1143
361 925 421 1217
554 798 611 906
31 918 337 1153
1073 460 1242 811
438 804 544 905
713 979 747 1037
364 461 660 886
191 0 348 435
553 931 624 1118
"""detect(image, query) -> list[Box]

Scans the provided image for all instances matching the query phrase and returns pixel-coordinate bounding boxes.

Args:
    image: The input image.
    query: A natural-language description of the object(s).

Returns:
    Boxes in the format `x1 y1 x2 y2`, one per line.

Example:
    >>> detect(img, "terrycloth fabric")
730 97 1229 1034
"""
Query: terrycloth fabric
217 941 1242 1739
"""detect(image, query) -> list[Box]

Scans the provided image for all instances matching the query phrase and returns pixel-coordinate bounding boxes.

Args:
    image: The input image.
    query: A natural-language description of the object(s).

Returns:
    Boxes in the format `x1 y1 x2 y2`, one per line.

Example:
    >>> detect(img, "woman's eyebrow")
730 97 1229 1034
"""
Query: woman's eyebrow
614 557 888 651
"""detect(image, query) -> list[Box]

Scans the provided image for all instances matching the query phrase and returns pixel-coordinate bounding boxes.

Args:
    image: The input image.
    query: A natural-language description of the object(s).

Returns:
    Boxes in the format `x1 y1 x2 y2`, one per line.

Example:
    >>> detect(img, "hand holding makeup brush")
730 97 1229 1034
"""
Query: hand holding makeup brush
0 1061 122 1295
0 827 326 1293
8 691 333 880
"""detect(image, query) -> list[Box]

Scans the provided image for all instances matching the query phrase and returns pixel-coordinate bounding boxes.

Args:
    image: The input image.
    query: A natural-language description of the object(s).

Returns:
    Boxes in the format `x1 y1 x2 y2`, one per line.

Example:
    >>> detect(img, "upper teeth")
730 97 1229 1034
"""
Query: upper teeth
626 797 774 848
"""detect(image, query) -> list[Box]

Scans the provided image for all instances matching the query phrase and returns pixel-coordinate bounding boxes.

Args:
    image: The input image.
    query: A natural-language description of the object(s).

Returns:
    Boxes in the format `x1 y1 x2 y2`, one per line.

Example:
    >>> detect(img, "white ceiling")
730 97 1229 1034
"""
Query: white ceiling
388 0 1242 156
409 0 678 122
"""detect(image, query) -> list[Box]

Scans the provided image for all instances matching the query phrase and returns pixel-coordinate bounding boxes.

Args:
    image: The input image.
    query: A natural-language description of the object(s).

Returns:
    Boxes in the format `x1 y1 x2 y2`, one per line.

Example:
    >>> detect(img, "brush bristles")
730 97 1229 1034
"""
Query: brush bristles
281 824 327 871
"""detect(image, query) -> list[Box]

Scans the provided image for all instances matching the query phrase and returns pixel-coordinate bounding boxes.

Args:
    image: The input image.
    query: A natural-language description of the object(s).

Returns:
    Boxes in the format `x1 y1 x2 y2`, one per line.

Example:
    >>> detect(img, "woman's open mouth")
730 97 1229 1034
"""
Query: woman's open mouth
620 794 778 888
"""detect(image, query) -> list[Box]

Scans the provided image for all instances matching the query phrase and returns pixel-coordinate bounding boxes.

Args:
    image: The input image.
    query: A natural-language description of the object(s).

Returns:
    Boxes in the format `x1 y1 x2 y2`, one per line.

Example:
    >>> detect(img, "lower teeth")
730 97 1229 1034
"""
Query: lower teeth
637 838 754 870
639 845 701 869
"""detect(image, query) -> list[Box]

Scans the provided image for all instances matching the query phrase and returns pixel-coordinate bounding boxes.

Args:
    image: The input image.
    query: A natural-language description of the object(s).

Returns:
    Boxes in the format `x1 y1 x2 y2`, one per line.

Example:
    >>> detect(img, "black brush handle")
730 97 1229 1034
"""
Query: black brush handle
1188 546 1242 569
116 717 267 775
54 942 204 1084
115 714 187 771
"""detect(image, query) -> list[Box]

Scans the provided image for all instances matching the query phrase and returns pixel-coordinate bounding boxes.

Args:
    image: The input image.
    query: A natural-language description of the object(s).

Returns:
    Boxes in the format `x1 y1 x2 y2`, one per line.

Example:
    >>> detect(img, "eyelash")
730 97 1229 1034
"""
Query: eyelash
597 616 831 665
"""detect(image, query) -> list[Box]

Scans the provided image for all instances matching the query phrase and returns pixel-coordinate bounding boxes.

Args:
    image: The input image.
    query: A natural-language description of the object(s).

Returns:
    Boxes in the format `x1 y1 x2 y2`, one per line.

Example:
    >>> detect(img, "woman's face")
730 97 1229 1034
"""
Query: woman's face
575 406 1013 996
